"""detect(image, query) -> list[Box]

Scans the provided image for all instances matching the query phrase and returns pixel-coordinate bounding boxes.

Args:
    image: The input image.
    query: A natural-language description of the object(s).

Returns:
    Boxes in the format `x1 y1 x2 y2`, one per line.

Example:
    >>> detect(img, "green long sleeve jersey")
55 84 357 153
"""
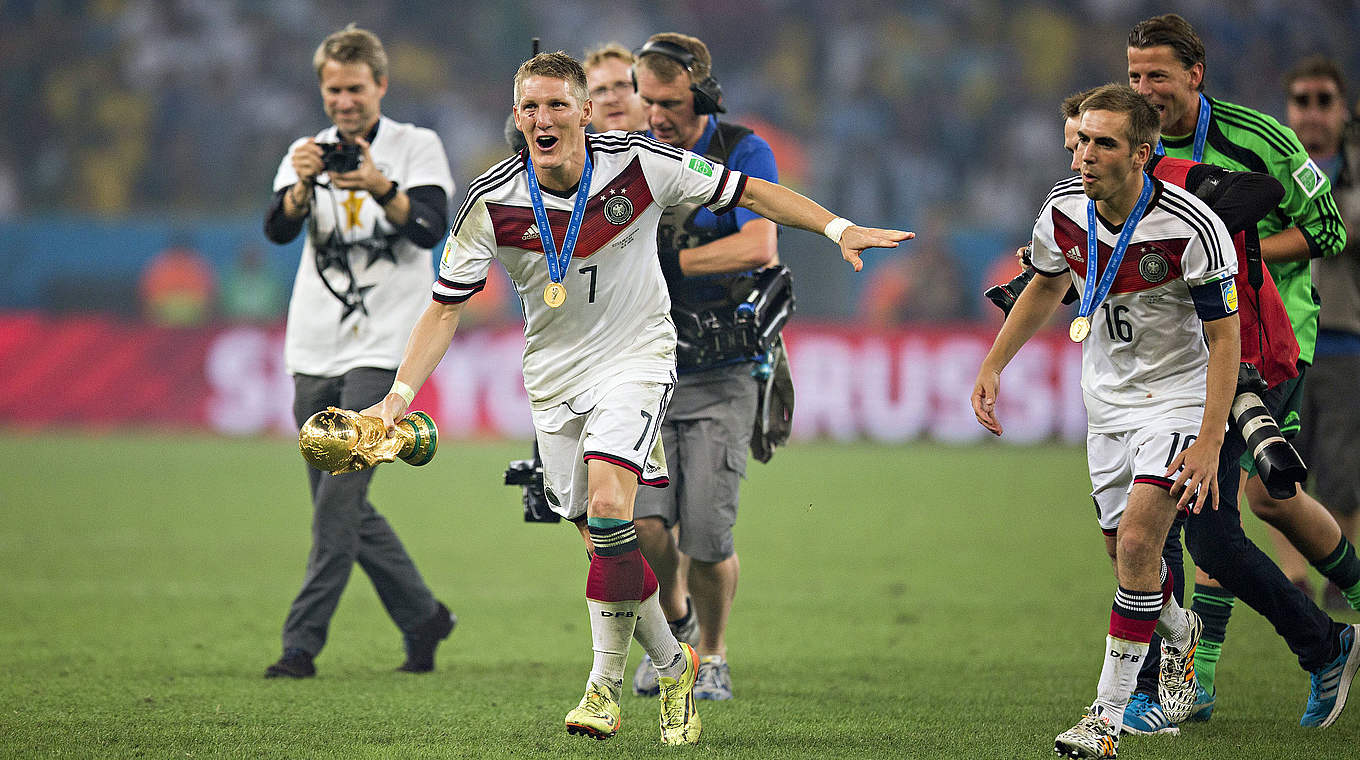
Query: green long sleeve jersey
1160 95 1347 363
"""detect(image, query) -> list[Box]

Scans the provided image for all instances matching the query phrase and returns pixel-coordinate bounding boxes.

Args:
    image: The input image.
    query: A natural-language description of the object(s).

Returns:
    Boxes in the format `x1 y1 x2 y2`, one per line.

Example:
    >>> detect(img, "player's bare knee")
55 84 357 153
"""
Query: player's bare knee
1116 529 1162 567
587 487 631 520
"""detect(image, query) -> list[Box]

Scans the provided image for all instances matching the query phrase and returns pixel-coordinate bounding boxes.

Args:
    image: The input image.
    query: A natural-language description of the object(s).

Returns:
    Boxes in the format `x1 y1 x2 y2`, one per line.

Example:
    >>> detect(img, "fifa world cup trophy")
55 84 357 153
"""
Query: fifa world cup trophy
298 407 438 474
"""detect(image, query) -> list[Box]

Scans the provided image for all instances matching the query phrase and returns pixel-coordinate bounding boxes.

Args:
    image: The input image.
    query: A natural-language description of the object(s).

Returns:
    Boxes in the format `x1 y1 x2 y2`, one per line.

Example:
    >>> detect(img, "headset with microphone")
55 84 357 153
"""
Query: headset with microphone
632 39 726 115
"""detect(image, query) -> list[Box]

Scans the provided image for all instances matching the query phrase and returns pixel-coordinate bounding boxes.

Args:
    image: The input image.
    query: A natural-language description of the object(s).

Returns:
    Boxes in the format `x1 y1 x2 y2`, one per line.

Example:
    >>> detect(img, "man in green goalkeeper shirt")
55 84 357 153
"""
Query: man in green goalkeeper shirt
1126 13 1360 727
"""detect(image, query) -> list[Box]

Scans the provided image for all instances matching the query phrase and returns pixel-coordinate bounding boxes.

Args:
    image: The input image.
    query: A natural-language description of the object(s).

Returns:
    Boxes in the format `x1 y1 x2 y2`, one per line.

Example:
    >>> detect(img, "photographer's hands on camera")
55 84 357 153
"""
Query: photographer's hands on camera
284 137 397 217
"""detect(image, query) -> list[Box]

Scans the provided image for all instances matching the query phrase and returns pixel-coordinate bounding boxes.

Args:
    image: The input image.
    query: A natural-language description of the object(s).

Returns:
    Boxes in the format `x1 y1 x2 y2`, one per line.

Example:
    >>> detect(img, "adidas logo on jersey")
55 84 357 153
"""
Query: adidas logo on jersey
1065 245 1084 263
522 223 540 241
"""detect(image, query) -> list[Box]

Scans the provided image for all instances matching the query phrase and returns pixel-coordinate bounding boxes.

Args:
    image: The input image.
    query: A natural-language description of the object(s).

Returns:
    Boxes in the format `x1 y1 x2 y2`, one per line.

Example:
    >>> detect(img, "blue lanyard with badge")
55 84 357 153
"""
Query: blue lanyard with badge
1071 173 1155 343
524 149 593 308
1154 93 1211 162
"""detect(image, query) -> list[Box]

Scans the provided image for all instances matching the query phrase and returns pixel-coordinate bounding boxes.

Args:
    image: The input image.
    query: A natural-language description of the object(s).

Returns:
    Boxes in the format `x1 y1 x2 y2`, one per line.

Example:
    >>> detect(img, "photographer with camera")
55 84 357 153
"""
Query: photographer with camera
260 24 457 680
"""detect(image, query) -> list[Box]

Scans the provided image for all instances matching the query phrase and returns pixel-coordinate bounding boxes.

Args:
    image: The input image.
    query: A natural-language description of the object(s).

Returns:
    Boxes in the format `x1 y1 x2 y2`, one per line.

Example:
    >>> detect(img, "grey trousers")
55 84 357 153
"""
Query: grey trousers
283 367 437 655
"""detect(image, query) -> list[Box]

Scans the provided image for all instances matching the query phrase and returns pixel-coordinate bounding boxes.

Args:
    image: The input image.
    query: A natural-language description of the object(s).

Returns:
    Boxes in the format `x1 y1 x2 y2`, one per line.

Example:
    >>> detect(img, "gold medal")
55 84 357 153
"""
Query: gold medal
544 282 566 308
1069 316 1091 343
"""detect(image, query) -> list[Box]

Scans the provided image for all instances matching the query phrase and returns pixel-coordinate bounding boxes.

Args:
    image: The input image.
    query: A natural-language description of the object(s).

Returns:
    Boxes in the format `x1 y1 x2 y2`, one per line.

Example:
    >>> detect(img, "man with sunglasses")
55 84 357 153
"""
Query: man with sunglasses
1286 56 1360 613
1126 15 1357 727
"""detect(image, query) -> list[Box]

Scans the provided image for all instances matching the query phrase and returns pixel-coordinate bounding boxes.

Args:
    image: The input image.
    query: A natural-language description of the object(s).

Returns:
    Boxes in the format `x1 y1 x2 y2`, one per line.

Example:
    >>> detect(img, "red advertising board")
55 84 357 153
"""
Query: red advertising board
0 313 1086 443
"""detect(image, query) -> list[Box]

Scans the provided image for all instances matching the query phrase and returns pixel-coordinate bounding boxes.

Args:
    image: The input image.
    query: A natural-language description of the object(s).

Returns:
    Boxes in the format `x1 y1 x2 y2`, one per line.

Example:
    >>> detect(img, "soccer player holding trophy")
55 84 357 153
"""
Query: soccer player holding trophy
362 51 910 745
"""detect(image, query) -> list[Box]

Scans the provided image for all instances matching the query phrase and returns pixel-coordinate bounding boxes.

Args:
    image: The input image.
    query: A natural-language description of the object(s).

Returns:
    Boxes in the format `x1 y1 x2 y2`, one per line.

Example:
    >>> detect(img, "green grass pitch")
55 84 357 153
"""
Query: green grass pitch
0 433 1355 758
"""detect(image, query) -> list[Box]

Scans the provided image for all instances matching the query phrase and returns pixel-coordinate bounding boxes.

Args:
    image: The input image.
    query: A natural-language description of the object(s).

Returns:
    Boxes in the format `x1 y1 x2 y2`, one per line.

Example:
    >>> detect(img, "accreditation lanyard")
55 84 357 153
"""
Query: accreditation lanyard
1154 93 1211 161
524 149 593 294
1080 174 1155 323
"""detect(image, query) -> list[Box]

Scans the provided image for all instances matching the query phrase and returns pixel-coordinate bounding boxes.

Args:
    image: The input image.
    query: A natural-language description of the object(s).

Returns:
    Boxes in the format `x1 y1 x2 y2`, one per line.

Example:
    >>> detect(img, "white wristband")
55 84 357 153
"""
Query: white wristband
389 380 416 406
823 217 854 244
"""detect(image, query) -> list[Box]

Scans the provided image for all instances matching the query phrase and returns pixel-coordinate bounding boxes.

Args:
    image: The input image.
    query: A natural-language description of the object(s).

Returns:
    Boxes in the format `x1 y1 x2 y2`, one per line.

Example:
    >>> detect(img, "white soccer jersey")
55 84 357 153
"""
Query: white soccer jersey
1031 175 1238 433
274 116 454 376
436 131 746 411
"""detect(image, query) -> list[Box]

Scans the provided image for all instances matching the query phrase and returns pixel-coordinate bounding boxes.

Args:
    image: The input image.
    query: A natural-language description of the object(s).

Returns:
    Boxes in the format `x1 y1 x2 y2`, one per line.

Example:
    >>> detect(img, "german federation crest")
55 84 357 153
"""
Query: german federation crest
604 195 634 225
1138 251 1168 283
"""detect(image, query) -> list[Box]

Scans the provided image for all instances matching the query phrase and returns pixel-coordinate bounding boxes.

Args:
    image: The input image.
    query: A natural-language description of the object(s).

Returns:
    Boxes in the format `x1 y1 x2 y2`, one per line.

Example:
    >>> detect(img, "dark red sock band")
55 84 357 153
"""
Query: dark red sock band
586 549 645 602
1109 609 1158 643
641 554 658 600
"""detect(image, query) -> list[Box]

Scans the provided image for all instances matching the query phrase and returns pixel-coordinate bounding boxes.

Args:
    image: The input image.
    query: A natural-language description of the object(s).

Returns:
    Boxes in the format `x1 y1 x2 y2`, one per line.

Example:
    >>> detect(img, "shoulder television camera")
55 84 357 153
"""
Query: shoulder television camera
319 141 362 174
984 245 1078 317
504 444 558 523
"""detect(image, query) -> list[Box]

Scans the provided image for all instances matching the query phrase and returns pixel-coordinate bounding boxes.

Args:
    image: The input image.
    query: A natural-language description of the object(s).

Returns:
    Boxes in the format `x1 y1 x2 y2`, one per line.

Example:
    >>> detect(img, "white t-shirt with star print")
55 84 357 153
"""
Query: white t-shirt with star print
274 115 454 376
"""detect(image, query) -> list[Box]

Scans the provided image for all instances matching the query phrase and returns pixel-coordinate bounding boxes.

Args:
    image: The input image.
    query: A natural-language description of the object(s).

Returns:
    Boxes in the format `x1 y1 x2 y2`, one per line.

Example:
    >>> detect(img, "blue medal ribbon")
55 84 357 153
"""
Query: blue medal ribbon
524 146 594 288
1080 173 1155 321
1154 93 1211 161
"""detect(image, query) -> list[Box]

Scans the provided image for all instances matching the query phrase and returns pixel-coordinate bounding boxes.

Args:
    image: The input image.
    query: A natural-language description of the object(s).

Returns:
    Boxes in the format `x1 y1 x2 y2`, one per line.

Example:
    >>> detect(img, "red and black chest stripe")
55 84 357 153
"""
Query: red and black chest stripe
1051 208 1190 295
488 156 654 259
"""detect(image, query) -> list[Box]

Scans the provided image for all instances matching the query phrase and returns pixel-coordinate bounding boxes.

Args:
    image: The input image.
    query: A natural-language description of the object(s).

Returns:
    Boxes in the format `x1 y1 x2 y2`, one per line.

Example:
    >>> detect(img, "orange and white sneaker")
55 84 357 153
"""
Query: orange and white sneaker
1054 707 1118 759
1159 609 1203 723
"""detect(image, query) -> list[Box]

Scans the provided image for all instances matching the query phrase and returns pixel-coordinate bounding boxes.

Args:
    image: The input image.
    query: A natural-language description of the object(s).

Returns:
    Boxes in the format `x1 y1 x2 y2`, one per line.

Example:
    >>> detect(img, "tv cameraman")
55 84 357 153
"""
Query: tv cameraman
628 33 785 702
260 24 456 679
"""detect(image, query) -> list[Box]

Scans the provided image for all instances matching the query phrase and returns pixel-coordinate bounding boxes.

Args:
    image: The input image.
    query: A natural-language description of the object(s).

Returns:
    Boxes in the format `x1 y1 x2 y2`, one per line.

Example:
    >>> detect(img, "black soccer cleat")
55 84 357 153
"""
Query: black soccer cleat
398 601 457 673
264 648 316 679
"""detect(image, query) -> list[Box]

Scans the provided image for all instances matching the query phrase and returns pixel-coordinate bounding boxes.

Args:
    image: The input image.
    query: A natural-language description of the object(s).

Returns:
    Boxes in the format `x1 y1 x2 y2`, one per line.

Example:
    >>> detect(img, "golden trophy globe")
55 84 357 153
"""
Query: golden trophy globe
298 407 438 474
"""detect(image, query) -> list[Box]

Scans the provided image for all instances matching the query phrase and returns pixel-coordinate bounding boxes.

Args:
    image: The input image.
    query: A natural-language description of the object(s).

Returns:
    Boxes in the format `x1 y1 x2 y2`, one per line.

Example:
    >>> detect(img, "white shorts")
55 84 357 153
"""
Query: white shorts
532 378 674 520
1087 410 1203 533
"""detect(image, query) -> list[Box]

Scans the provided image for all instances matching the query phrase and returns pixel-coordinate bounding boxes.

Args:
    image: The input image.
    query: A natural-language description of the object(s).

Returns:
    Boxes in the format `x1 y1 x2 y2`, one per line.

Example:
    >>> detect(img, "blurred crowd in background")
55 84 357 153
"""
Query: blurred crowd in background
2 0 1357 326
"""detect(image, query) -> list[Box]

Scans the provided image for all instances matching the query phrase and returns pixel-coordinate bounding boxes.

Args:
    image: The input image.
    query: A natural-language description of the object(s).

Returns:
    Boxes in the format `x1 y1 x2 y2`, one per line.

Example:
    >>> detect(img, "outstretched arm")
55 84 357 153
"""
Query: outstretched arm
736 178 914 271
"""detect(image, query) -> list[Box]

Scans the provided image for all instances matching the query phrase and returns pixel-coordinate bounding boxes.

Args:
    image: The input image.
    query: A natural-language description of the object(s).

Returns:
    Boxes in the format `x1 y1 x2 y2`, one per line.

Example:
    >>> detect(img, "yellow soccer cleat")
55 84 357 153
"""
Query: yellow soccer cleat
658 643 702 745
565 681 621 740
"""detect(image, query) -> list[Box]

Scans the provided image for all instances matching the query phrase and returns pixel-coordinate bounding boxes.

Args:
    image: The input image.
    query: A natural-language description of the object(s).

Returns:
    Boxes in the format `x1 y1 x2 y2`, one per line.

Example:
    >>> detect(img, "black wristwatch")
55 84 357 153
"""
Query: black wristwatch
374 180 399 206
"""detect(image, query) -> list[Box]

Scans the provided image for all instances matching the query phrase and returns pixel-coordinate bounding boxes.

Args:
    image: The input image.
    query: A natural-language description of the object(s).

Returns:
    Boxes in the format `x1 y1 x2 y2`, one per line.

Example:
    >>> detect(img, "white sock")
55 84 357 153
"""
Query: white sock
1153 559 1191 651
1156 596 1191 651
586 599 638 699
1093 635 1150 733
632 592 686 680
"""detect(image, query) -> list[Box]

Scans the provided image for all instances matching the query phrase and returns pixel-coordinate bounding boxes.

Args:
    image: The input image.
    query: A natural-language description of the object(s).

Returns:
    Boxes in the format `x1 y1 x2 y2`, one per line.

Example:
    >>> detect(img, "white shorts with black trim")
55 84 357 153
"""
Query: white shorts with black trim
532 377 674 521
1087 409 1204 534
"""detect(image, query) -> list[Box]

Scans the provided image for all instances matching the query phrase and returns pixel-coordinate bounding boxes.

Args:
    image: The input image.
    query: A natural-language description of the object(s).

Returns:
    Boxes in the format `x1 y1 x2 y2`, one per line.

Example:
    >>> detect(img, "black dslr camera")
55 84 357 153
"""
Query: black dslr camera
319 141 362 174
504 445 558 523
983 245 1078 317
984 267 1039 316
1231 363 1308 499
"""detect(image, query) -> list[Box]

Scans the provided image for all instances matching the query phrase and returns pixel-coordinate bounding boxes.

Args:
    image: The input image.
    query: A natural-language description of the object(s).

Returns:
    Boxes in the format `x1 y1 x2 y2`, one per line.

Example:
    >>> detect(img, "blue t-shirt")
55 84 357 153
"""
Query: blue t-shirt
654 116 779 236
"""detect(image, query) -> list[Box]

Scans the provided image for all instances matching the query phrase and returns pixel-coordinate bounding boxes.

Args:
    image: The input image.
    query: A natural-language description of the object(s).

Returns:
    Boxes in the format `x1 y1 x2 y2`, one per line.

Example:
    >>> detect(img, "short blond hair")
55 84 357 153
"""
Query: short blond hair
635 33 712 84
313 23 387 82
513 51 589 106
584 42 634 71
